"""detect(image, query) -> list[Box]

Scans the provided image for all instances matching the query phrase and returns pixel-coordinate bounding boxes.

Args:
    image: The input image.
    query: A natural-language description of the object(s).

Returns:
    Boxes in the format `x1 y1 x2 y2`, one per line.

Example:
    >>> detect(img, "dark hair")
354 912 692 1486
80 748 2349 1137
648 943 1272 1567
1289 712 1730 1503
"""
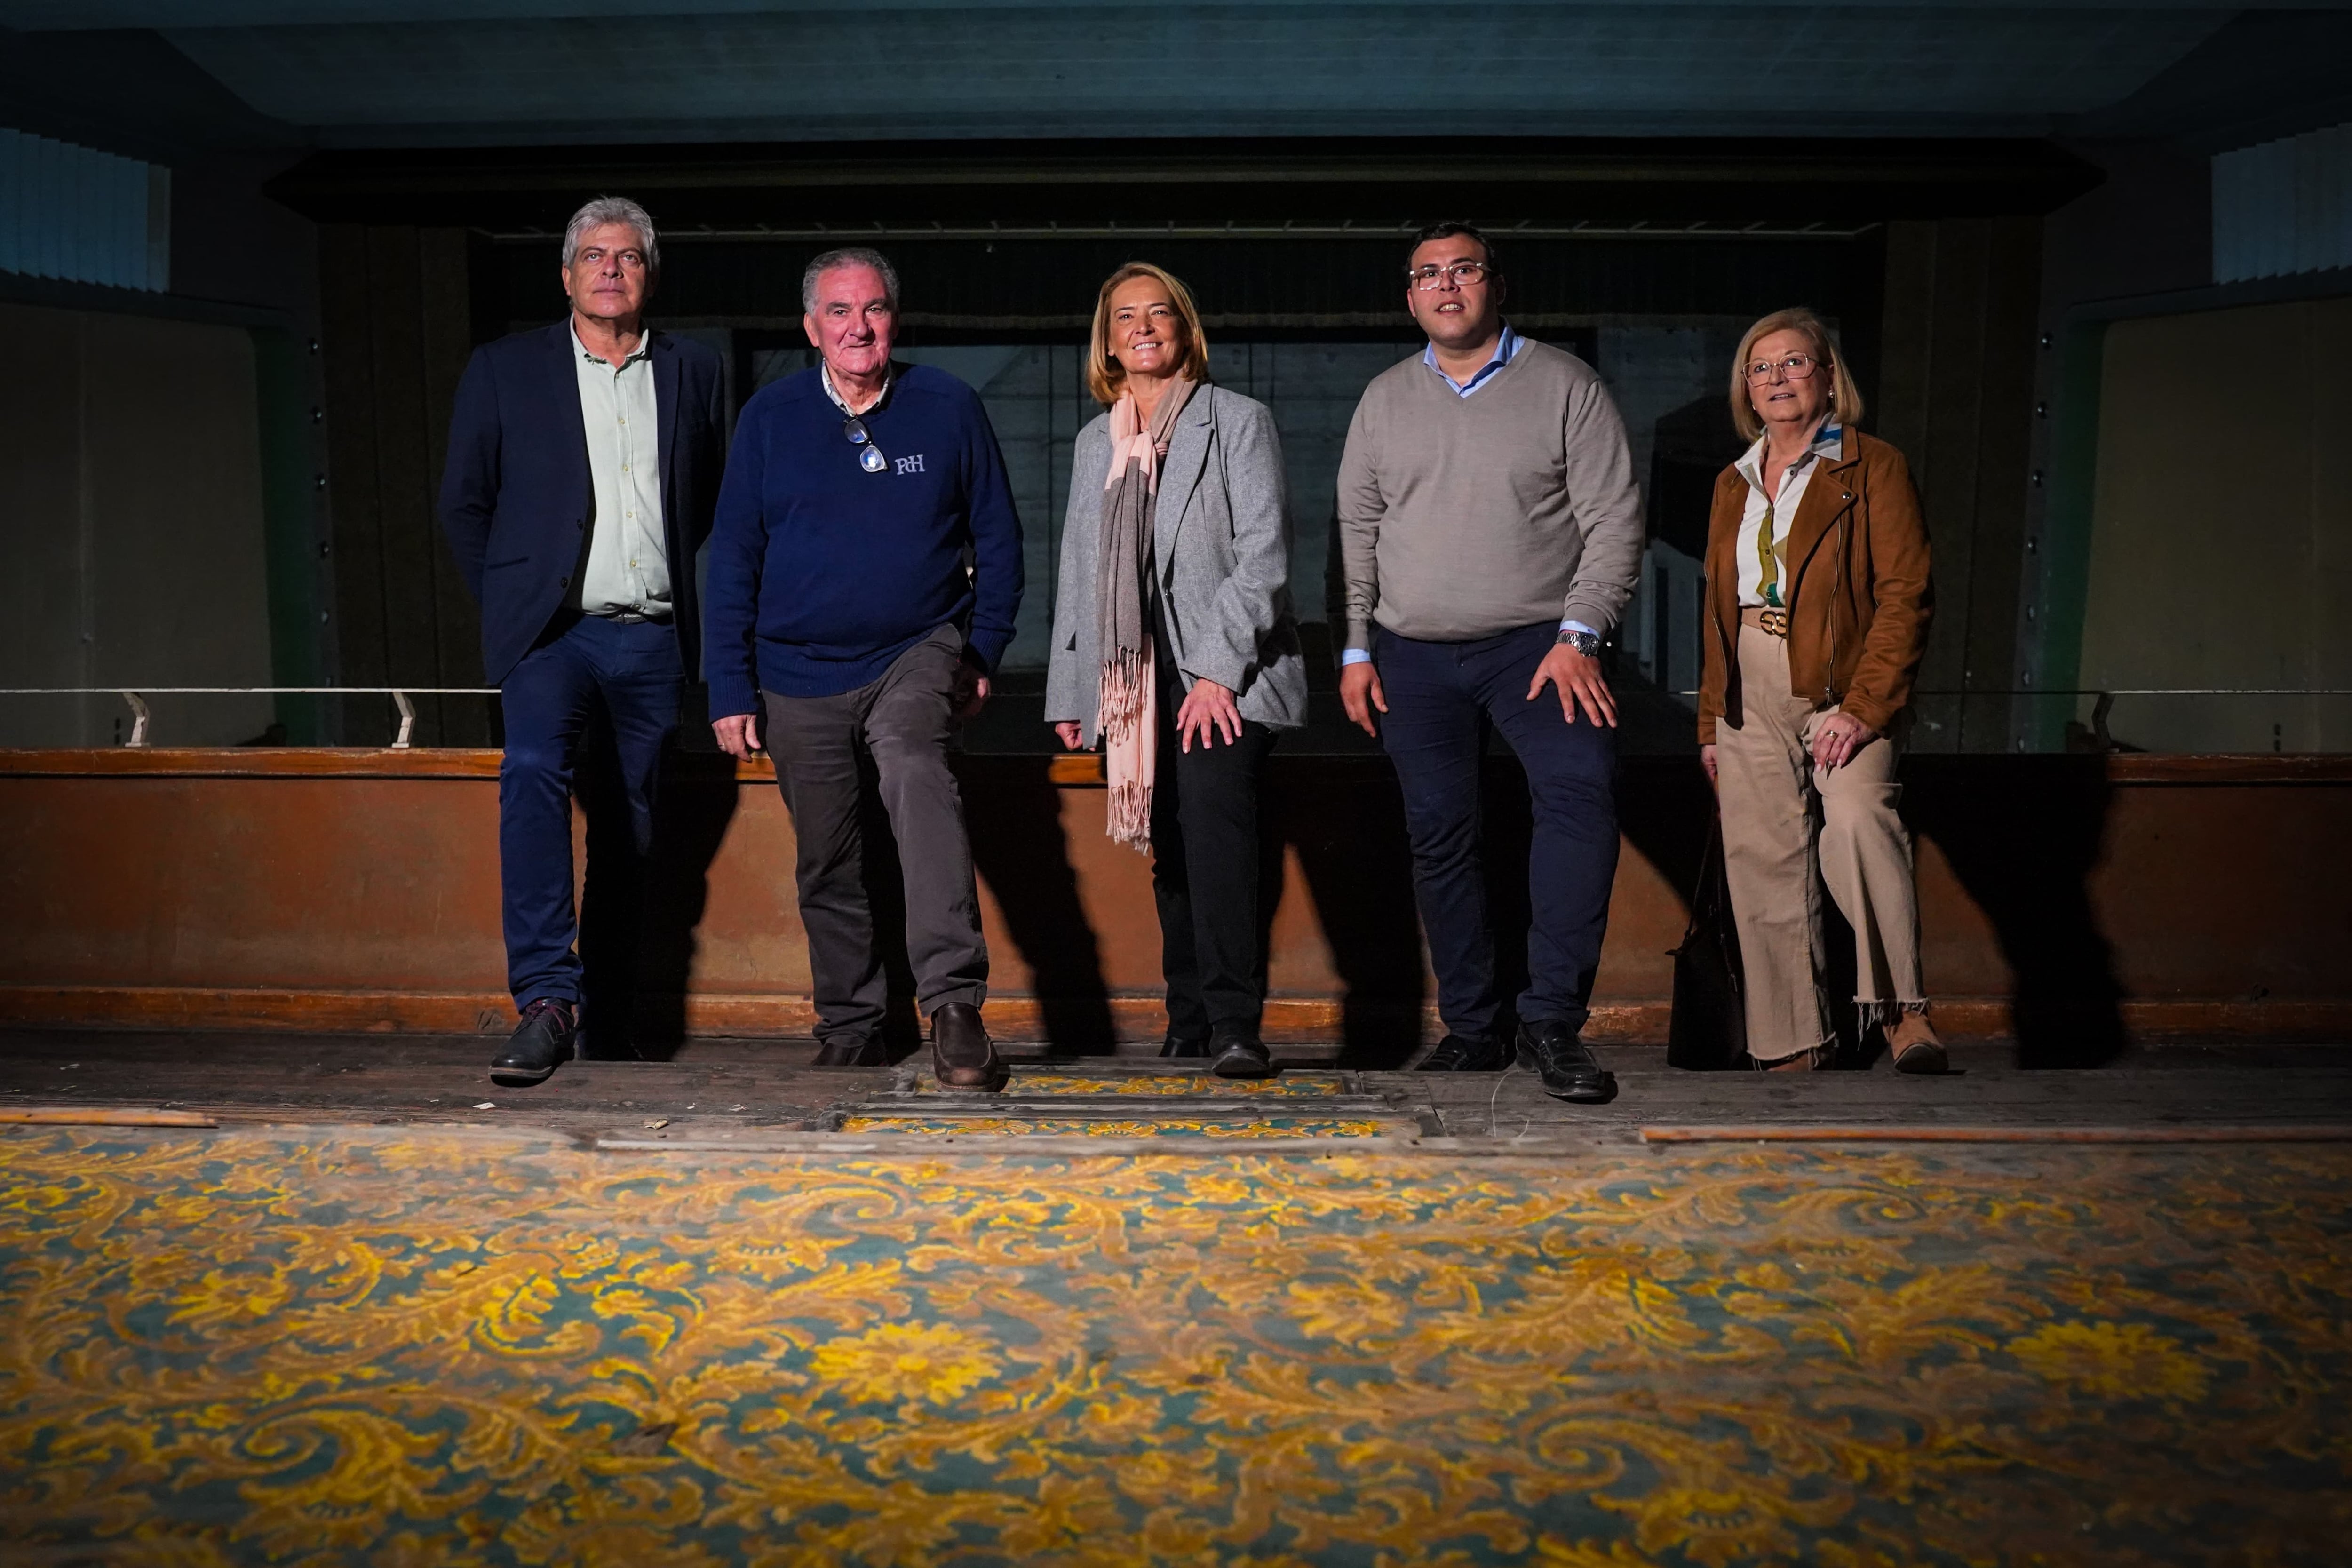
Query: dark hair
1410 220 1500 276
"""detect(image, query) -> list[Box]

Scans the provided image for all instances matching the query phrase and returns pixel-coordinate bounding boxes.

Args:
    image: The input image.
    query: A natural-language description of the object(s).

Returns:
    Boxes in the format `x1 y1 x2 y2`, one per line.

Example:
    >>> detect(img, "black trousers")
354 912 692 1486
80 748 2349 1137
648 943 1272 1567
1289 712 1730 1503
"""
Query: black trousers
1150 692 1276 1041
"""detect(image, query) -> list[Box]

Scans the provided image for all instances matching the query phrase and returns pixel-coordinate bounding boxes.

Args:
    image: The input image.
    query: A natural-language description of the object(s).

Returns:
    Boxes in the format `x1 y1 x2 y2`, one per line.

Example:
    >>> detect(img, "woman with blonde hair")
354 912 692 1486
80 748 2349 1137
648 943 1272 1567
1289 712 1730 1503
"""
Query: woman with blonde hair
1044 263 1307 1077
1696 307 1941 1072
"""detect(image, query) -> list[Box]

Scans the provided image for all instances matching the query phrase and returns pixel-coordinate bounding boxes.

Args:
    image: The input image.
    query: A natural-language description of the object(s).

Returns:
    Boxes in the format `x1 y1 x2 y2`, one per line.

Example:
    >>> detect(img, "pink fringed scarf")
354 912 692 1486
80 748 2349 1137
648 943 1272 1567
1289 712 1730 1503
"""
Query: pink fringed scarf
1093 378 1195 852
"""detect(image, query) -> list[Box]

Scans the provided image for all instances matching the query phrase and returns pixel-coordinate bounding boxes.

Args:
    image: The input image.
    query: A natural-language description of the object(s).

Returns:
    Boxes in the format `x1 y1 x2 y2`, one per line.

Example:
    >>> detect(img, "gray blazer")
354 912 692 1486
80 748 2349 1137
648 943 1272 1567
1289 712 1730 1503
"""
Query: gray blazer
1045 384 1309 734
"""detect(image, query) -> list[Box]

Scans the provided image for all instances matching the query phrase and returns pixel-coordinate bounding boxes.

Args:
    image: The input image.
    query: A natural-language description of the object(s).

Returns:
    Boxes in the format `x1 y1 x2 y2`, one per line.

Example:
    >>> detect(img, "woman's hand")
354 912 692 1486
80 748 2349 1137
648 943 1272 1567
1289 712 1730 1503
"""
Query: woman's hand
1700 743 1718 788
1175 677 1242 752
1810 712 1878 770
1052 721 1085 751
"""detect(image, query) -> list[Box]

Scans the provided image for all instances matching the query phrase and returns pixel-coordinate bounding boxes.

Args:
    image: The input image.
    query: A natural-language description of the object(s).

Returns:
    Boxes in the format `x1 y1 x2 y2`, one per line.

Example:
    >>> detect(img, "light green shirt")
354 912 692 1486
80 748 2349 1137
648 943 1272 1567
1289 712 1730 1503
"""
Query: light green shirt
572 322 668 618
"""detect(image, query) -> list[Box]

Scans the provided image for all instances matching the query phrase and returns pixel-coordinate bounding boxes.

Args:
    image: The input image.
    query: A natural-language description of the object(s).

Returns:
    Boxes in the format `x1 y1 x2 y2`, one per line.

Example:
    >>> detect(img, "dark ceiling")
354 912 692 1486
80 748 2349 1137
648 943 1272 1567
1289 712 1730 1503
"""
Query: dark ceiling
3 3 2348 158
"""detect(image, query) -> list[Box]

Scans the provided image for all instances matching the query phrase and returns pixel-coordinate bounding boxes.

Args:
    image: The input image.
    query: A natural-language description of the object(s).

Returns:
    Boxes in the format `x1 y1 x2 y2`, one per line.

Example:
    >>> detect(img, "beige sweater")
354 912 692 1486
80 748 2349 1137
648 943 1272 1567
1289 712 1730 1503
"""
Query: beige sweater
1336 337 1644 650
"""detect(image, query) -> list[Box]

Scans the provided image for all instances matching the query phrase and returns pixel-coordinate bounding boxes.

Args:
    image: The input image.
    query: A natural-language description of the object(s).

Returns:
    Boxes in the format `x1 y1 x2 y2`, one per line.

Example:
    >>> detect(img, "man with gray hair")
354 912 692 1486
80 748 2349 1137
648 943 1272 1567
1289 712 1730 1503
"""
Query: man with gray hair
441 196 727 1085
705 247 1023 1090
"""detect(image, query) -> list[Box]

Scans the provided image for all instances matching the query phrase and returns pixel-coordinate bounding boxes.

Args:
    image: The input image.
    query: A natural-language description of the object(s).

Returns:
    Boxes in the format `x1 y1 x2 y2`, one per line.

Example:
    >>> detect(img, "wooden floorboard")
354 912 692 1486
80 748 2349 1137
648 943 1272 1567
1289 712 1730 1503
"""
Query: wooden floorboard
4 1031 2350 1147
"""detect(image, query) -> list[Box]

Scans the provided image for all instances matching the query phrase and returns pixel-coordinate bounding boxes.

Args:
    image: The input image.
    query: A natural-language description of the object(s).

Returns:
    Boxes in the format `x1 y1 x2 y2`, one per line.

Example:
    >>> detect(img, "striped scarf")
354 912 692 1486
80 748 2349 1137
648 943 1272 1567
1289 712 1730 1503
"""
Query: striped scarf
1094 377 1195 852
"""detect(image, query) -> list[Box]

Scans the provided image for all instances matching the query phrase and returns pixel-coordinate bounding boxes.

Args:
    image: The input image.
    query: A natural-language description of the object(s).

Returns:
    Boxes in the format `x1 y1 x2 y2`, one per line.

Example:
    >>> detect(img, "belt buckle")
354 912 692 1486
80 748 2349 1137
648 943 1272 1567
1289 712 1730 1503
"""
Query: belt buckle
1757 607 1789 637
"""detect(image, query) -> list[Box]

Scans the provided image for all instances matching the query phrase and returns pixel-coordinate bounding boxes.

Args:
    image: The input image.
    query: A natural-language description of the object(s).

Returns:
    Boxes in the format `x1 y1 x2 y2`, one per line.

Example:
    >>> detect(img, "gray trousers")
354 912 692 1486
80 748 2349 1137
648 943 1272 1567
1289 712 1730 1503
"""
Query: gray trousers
763 625 988 1043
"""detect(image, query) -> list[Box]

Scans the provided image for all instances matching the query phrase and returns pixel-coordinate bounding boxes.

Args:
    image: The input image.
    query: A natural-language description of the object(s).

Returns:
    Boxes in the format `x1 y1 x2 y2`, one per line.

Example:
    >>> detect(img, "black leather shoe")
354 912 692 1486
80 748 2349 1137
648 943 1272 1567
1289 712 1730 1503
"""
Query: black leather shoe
490 999 579 1087
1515 1020 1615 1103
812 1035 891 1067
930 1003 1006 1091
1208 1028 1276 1079
1159 1032 1212 1059
1416 1034 1510 1071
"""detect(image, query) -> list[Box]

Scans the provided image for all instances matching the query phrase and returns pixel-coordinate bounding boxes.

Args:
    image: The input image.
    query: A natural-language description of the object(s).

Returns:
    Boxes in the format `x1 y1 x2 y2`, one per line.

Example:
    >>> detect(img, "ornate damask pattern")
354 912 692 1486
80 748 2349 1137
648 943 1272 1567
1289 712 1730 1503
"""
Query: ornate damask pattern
0 1127 2347 1566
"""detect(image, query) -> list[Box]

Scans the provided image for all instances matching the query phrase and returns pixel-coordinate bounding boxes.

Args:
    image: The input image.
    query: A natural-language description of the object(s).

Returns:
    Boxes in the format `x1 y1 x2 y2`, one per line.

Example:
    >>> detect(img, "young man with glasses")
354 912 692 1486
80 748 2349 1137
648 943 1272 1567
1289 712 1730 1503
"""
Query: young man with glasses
704 247 1024 1090
1335 221 1645 1100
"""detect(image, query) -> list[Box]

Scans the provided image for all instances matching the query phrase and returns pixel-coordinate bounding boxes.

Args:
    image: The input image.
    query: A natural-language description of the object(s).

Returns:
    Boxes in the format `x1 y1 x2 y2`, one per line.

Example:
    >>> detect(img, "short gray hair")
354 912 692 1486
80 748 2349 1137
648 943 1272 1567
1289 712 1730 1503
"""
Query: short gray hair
563 196 659 272
802 247 900 315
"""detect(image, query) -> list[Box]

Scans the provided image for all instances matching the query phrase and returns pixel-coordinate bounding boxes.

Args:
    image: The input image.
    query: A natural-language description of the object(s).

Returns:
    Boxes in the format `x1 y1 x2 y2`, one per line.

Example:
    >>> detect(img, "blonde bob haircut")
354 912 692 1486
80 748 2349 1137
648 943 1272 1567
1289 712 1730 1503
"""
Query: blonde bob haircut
1087 262 1211 406
1729 307 1867 442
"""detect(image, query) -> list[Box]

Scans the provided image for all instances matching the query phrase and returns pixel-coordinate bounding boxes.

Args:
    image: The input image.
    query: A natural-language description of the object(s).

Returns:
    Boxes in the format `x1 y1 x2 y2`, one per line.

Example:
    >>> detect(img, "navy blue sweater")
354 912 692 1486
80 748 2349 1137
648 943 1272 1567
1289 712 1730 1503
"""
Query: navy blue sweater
704 363 1024 712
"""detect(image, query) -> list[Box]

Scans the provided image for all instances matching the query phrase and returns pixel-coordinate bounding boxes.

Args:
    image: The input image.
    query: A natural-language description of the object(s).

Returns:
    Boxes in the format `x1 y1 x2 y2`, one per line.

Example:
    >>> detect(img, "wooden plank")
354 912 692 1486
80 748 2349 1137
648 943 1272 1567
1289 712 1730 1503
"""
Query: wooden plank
0 1107 217 1126
318 224 389 743
1923 219 1993 747
1957 215 2043 749
419 226 488 747
365 224 444 747
1642 1124 2352 1143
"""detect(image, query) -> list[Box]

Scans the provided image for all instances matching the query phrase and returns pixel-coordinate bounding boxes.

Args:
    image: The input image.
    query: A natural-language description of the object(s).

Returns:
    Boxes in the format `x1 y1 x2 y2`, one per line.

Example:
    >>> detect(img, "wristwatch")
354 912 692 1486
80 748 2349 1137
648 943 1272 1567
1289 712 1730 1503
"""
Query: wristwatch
1555 627 1603 658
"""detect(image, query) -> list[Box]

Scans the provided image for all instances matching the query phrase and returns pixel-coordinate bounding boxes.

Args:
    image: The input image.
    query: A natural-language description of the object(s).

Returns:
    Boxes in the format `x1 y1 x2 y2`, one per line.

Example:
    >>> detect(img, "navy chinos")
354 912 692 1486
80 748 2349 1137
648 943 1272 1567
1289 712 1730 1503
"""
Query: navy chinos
1373 620 1618 1043
498 614 683 1016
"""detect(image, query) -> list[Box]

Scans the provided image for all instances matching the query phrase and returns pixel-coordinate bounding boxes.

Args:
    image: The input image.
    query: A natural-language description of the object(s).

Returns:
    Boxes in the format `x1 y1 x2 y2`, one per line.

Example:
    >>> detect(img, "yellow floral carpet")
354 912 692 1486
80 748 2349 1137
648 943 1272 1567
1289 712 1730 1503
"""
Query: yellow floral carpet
1 1125 2348 1566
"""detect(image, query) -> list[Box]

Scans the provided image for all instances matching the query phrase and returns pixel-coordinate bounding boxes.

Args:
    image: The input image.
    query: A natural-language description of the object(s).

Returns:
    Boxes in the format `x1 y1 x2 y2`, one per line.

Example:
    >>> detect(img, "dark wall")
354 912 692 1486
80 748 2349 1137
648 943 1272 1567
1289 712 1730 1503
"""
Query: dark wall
1879 218 2044 753
317 224 487 746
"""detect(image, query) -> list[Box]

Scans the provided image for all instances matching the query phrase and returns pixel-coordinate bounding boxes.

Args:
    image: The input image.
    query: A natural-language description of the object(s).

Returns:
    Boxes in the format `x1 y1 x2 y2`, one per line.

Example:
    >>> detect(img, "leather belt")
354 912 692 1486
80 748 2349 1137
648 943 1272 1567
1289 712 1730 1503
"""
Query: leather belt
1740 606 1789 637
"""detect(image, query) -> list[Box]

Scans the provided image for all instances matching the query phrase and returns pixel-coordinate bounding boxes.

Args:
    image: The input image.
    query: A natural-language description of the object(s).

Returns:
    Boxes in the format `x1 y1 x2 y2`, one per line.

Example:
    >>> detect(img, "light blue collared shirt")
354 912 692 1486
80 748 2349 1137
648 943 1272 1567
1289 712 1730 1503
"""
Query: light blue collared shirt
1423 322 1524 397
1342 324 1593 666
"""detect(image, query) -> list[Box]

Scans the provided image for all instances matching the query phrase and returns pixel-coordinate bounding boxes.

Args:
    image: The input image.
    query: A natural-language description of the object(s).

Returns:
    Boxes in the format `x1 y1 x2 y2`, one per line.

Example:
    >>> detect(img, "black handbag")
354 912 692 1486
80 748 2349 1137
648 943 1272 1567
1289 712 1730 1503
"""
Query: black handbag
1667 819 1751 1070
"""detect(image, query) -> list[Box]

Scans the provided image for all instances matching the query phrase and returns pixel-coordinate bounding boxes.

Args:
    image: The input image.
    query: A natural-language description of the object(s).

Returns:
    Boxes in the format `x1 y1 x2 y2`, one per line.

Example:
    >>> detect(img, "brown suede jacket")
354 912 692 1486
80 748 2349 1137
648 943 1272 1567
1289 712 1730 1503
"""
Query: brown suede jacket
1696 426 1932 745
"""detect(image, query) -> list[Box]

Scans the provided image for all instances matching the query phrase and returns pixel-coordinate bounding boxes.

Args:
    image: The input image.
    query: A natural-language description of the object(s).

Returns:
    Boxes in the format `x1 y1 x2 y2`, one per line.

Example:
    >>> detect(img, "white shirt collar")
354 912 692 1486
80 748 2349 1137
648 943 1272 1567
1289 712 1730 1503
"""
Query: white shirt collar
572 320 651 366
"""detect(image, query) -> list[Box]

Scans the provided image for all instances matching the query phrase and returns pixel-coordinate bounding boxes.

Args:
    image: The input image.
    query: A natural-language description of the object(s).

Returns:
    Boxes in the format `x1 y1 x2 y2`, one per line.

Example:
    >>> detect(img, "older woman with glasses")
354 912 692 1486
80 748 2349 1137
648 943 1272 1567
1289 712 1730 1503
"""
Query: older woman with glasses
1697 307 1940 1072
1044 263 1308 1077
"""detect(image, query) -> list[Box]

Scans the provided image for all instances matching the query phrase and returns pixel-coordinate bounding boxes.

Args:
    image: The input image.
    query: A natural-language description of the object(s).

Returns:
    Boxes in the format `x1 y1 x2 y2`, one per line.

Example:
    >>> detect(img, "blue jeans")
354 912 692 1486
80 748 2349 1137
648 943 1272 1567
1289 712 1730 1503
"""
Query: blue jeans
1374 621 1619 1041
498 614 683 1010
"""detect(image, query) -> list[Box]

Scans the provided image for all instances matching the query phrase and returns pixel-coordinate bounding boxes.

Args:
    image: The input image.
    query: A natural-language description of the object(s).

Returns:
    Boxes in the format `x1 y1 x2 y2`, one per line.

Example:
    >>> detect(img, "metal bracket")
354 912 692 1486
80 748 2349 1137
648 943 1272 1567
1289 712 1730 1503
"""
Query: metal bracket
120 692 150 748
390 690 416 749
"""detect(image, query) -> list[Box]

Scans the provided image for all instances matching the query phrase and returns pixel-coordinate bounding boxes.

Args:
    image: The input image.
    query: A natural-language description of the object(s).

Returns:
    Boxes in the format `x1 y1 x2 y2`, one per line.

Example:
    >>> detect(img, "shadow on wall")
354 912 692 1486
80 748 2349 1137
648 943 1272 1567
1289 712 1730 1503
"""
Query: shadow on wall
961 758 1118 1056
1906 756 2128 1069
593 744 2130 1069
580 721 741 1061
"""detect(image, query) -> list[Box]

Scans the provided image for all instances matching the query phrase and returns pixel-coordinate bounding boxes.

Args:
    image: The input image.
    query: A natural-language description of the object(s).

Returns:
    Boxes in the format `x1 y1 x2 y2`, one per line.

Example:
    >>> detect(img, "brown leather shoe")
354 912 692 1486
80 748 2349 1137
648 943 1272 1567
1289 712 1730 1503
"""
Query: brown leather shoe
929 1002 1005 1091
1888 1009 1947 1074
1761 1044 1831 1072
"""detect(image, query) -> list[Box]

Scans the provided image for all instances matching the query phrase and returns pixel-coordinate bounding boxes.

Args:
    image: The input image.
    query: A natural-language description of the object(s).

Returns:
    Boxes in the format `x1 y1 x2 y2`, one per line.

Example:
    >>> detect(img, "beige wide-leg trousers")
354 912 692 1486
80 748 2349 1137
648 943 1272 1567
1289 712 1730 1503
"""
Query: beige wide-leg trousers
1715 623 1926 1063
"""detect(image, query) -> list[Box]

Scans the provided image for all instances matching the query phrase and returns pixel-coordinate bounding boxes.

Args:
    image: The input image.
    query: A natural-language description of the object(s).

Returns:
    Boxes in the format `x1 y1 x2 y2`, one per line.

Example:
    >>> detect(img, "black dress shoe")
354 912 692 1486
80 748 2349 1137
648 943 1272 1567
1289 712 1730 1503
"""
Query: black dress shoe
1159 1032 1212 1059
1416 1034 1510 1071
930 1003 1006 1091
812 1035 891 1067
490 998 579 1087
1208 1028 1276 1080
1515 1020 1615 1103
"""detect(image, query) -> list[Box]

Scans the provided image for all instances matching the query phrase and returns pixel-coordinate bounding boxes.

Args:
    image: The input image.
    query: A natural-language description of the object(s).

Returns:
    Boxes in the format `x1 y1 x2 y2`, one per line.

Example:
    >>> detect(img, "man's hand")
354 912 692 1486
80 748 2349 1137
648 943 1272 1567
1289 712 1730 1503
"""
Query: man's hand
1528 645 1617 727
1700 742 1718 788
1174 677 1242 753
1052 721 1085 751
713 712 763 759
952 654 992 720
1339 661 1387 738
1810 712 1877 771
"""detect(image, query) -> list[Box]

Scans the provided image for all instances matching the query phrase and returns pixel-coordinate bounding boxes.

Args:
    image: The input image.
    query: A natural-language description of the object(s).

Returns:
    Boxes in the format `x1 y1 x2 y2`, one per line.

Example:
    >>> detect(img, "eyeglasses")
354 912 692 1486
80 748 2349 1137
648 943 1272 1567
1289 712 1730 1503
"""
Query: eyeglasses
843 415 888 474
1744 352 1822 385
1406 261 1495 290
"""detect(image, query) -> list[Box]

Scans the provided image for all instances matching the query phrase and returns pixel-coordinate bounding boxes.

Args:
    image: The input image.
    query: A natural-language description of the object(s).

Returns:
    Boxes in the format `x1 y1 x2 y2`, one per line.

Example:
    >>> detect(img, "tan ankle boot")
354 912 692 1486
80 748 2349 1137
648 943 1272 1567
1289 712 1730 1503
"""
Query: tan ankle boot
1887 1009 1946 1075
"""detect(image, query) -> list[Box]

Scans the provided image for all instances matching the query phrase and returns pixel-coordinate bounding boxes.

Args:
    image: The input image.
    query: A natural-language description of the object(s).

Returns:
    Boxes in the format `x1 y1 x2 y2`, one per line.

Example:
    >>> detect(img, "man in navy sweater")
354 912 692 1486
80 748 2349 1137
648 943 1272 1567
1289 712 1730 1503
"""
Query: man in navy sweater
706 247 1023 1090
441 196 726 1087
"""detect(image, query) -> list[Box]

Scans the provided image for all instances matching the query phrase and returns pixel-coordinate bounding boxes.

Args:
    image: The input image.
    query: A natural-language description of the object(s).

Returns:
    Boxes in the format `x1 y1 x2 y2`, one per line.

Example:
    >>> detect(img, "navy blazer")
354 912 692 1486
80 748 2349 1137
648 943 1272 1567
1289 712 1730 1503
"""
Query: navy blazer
439 321 727 685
